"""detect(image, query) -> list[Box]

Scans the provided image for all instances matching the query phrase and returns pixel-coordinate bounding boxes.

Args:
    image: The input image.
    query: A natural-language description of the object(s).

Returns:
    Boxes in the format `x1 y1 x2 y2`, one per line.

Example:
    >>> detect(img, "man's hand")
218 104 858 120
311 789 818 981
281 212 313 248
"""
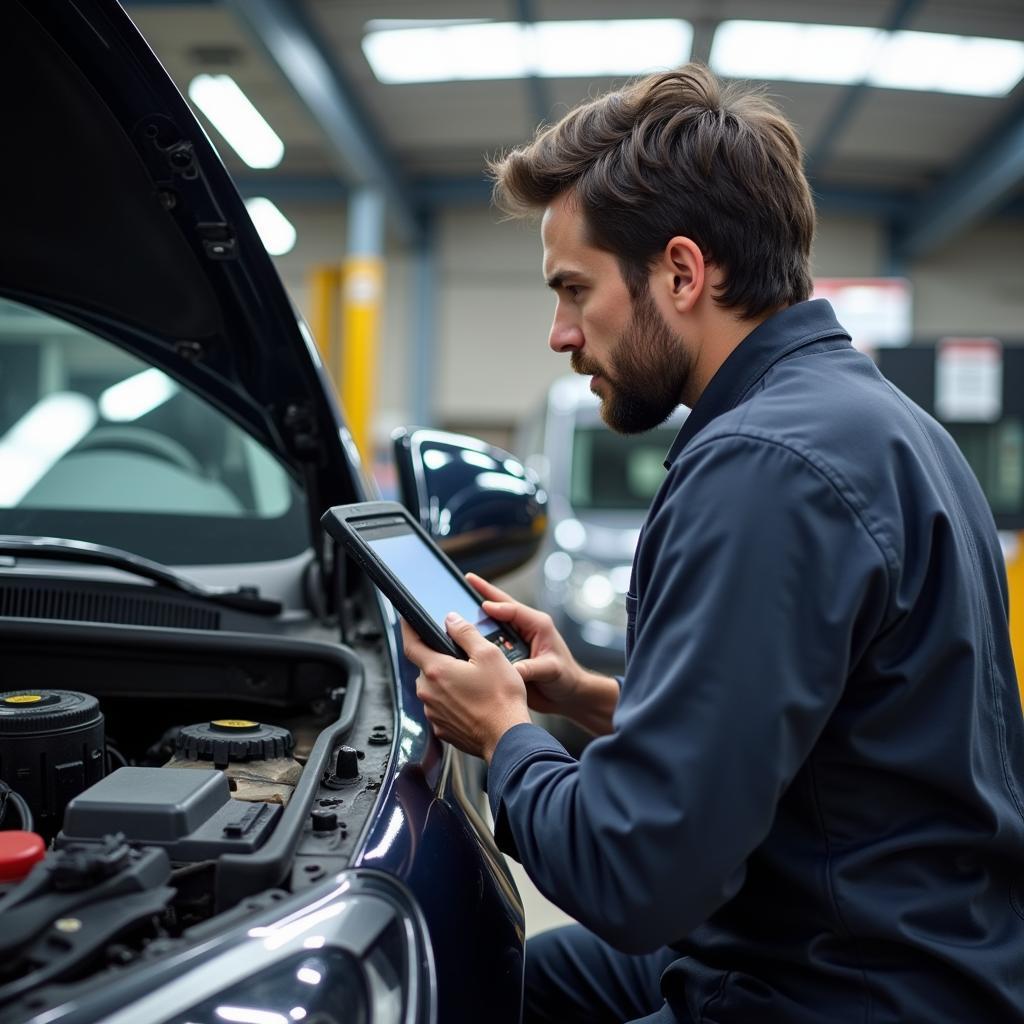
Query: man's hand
467 574 619 736
466 573 585 715
401 613 532 762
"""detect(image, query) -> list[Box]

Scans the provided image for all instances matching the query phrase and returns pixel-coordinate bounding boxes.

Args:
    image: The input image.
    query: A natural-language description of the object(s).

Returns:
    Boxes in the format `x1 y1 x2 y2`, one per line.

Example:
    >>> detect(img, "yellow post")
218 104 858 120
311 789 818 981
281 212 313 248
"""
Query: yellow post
1006 531 1024 709
308 265 342 395
339 256 384 461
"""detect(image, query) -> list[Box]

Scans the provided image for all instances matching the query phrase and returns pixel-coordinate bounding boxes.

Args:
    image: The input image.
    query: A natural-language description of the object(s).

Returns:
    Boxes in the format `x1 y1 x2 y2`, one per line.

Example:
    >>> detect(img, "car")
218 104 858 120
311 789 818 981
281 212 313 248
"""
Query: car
519 375 687 675
0 3 546 1022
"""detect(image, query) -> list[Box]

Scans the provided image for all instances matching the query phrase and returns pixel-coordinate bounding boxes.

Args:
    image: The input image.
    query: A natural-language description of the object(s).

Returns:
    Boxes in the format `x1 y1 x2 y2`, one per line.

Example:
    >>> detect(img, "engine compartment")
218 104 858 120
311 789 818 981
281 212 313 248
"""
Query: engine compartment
0 584 398 1018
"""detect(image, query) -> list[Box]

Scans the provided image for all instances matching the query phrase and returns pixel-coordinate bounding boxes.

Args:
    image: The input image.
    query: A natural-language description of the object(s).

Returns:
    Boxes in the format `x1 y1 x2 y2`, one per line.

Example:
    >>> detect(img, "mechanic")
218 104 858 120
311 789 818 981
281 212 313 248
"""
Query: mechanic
400 64 1024 1023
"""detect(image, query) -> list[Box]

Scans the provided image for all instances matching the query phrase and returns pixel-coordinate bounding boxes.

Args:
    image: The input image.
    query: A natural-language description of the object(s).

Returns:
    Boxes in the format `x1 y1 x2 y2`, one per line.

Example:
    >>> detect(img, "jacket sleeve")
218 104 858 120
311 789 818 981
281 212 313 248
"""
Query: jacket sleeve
487 433 891 953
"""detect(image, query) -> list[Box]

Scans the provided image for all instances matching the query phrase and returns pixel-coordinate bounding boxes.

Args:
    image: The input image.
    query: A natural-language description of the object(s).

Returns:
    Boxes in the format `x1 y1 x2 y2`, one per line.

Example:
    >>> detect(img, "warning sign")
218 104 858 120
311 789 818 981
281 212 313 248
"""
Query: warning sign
935 338 1003 423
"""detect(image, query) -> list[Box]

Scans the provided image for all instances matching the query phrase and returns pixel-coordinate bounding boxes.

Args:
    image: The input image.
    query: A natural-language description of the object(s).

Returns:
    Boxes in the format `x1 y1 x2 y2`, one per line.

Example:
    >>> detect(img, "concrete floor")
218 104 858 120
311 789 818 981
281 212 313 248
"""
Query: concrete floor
482 803 575 937
510 858 575 937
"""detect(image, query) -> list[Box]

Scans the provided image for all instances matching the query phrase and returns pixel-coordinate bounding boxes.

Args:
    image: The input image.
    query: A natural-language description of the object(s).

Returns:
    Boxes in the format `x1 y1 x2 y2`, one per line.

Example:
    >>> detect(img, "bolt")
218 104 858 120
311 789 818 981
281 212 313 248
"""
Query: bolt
368 725 391 747
311 810 338 833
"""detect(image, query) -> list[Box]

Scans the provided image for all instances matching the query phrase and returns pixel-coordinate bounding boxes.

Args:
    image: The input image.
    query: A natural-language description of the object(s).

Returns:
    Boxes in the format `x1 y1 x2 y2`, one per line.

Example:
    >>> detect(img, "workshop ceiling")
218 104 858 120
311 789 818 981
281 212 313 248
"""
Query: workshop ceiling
127 0 1024 218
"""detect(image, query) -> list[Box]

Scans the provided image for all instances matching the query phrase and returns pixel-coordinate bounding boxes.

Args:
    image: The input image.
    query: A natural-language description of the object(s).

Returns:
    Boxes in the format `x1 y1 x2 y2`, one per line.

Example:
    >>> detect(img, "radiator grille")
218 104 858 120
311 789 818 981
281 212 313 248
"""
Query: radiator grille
0 585 220 630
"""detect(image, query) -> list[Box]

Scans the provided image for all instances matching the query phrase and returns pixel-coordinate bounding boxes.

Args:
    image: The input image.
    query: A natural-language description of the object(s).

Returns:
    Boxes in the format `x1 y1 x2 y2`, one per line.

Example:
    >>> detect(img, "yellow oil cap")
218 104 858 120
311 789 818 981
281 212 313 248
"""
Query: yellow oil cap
210 719 259 730
4 694 43 705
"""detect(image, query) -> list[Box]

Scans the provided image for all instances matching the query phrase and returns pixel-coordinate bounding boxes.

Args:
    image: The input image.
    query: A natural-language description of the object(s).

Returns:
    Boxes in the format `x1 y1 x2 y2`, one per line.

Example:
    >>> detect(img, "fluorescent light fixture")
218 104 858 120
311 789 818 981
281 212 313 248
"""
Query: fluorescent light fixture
362 19 693 83
710 21 881 85
867 31 1024 96
245 197 297 256
710 21 1024 97
188 74 284 168
99 368 178 422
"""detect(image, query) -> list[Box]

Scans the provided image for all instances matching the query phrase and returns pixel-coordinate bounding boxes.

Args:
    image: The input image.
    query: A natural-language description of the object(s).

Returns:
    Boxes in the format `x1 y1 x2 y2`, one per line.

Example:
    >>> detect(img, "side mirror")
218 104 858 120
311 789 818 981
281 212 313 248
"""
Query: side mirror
392 427 548 579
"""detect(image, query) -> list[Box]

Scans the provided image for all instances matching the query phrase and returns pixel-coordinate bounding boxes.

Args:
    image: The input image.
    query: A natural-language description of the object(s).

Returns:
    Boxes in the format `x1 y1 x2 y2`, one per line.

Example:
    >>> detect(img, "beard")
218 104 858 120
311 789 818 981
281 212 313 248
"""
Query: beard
571 289 691 434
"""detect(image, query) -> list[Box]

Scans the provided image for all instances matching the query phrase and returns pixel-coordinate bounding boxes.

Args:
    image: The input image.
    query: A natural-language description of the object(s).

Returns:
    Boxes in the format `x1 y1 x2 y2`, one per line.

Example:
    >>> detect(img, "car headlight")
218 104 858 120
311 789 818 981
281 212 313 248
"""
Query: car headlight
46 871 434 1024
548 557 631 629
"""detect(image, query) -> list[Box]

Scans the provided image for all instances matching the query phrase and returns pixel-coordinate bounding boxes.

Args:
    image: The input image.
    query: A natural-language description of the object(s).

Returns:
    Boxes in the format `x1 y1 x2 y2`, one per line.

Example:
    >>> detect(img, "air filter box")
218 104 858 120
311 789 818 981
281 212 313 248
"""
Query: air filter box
60 767 280 860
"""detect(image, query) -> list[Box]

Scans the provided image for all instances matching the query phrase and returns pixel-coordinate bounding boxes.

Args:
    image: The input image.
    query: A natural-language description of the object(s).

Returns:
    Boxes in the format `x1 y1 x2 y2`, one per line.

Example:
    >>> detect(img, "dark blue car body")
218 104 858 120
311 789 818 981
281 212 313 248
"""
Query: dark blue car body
0 3 529 1020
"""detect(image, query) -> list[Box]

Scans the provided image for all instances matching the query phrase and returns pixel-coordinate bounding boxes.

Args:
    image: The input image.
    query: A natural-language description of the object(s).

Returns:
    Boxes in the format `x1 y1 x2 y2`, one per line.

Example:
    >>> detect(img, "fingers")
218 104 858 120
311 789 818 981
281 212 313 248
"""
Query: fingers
444 612 497 661
401 618 440 670
480 599 520 622
465 573 514 603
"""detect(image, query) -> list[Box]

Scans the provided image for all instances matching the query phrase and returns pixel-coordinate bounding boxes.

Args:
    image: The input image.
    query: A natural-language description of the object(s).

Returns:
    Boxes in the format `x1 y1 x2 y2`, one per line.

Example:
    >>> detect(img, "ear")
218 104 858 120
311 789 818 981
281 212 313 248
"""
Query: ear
654 236 704 315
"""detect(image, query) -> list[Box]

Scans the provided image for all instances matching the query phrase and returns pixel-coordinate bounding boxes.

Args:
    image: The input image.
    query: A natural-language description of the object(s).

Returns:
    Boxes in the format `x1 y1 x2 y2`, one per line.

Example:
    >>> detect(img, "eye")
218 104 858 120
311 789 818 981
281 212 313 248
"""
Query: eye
565 285 583 300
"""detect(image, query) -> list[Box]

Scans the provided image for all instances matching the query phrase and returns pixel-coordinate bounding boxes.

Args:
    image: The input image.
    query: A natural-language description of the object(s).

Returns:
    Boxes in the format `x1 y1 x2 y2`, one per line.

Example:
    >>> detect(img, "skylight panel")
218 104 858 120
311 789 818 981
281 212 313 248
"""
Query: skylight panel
710 21 1024 97
362 20 693 84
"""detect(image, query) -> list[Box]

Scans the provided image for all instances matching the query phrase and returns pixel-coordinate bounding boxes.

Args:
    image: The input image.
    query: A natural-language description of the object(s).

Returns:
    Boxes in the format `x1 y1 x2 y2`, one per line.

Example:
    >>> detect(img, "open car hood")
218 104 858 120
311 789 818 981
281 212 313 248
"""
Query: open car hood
0 0 362 520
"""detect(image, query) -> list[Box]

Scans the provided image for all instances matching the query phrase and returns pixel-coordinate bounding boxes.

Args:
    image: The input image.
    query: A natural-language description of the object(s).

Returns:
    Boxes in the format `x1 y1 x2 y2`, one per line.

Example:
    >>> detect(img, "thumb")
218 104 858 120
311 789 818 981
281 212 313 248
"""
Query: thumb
444 612 491 658
514 658 538 684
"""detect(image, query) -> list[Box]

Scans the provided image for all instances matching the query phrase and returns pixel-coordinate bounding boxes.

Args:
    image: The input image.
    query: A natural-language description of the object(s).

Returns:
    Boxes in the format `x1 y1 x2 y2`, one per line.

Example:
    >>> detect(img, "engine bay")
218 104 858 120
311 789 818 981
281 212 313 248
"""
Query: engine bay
0 582 397 1019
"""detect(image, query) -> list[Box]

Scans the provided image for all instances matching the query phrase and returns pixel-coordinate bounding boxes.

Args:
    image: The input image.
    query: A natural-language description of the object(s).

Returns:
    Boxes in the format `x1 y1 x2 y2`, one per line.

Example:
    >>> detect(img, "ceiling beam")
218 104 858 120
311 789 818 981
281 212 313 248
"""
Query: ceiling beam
515 0 554 129
689 13 719 66
220 0 420 242
893 95 1024 262
805 0 922 177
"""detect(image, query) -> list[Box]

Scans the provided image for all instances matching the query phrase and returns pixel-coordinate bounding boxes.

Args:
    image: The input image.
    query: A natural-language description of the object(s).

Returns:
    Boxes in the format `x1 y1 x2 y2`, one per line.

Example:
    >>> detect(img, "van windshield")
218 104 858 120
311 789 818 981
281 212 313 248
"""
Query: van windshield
570 425 678 512
0 297 309 565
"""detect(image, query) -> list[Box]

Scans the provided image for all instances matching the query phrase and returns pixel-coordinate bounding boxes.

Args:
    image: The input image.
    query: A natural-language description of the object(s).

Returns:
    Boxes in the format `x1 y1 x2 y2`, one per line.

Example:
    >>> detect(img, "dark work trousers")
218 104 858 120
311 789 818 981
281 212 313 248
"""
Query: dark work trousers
524 925 681 1024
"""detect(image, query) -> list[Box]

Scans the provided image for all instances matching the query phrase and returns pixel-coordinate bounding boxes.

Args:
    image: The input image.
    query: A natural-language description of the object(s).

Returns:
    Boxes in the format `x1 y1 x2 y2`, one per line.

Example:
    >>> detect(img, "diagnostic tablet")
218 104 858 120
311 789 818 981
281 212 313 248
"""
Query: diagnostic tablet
321 501 530 663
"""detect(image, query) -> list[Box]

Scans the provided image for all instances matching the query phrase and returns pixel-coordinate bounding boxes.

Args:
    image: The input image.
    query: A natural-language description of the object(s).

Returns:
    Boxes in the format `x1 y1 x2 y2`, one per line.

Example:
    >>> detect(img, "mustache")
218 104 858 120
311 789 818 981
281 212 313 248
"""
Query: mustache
570 351 605 377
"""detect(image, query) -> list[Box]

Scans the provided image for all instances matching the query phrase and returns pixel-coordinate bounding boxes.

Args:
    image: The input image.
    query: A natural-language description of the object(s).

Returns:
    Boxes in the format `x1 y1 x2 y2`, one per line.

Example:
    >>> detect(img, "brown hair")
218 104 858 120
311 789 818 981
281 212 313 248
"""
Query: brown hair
489 64 815 318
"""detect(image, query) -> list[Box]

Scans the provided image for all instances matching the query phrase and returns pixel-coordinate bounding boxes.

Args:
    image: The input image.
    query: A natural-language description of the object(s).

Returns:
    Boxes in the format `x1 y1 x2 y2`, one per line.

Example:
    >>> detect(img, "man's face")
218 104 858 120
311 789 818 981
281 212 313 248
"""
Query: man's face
541 193 691 434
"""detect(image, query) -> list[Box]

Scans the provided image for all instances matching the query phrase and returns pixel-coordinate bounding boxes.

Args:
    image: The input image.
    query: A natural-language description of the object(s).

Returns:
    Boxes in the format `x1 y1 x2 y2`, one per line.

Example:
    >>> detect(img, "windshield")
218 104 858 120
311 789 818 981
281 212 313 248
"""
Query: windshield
0 297 308 564
570 425 677 512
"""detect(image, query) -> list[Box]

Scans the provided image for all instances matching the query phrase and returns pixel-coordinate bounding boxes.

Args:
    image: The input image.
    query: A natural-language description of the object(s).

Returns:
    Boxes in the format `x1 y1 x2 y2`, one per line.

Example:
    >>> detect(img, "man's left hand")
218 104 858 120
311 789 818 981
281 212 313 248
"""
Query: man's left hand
401 613 532 762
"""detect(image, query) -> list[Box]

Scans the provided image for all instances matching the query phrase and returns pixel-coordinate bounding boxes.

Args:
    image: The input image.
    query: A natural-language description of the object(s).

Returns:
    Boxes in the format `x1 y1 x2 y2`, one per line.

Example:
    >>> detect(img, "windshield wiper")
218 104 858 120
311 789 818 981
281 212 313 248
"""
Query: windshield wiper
0 535 282 616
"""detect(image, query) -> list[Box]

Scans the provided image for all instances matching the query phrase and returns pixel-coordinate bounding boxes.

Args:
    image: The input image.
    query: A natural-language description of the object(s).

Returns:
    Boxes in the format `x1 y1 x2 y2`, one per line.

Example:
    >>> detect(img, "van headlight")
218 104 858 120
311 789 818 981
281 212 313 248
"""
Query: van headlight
551 559 630 628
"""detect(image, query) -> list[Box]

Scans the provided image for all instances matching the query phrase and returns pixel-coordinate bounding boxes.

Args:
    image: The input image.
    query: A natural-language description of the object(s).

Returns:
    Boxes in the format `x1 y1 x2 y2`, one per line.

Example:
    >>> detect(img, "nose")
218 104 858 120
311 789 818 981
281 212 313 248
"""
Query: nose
548 306 583 354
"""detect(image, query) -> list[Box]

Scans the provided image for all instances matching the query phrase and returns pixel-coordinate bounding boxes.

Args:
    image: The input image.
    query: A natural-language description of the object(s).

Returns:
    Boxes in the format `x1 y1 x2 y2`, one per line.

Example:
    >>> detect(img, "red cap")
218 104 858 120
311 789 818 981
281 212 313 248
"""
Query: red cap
0 831 46 882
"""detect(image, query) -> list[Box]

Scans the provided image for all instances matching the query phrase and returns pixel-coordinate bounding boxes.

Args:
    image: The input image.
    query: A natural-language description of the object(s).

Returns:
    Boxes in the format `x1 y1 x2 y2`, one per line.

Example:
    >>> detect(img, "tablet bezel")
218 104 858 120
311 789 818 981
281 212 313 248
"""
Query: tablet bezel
321 500 529 662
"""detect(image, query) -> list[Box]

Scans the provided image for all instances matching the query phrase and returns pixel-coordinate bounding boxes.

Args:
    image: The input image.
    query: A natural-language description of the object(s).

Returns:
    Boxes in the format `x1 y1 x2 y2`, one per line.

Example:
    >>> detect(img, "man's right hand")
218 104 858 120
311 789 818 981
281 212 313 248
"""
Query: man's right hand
467 573 619 736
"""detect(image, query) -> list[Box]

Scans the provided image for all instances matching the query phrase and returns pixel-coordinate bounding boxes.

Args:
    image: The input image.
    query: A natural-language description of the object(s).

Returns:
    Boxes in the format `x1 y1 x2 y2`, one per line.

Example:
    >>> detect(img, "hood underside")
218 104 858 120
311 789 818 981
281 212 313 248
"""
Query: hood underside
0 1 357 512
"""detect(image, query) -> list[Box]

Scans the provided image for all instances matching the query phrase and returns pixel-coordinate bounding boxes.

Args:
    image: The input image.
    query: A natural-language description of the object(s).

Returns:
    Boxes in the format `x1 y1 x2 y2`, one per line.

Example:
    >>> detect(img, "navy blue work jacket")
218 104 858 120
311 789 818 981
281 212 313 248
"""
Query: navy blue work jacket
488 300 1024 1022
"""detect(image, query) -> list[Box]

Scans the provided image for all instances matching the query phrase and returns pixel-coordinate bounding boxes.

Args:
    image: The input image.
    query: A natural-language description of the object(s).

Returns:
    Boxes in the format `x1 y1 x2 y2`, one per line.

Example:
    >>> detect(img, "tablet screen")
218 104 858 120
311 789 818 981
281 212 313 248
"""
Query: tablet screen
364 530 499 635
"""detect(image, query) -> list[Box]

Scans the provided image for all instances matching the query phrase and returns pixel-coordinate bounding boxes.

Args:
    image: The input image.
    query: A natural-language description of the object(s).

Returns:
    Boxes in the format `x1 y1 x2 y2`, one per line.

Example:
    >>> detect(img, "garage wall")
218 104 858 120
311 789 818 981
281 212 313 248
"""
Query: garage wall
268 203 1024 444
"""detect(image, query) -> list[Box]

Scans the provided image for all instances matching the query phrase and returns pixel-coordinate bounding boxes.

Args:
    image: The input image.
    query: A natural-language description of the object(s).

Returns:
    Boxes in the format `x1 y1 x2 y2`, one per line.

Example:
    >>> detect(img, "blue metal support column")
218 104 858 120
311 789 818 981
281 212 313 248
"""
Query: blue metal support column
893 96 1024 263
410 212 438 428
805 0 921 178
222 0 419 243
348 188 386 259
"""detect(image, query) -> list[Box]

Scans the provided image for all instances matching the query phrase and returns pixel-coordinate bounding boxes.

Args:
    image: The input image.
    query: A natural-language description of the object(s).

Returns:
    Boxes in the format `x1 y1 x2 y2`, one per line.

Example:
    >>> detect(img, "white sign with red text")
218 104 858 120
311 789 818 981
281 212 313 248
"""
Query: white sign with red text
812 278 912 352
935 338 1003 423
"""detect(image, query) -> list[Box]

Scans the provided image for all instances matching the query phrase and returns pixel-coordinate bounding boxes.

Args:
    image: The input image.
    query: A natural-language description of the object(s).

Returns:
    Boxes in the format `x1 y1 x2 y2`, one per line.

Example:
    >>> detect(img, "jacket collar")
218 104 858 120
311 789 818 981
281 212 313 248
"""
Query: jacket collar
664 299 851 468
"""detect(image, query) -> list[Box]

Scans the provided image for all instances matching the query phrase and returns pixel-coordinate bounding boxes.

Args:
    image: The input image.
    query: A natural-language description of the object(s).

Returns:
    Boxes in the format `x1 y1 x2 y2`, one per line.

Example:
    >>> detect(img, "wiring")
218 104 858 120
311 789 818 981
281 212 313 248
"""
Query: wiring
0 780 34 833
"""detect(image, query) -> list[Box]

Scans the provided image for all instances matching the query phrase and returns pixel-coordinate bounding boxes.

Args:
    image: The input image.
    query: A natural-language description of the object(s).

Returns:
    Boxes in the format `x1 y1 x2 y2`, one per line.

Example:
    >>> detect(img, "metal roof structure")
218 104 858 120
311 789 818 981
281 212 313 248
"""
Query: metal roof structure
125 0 1024 263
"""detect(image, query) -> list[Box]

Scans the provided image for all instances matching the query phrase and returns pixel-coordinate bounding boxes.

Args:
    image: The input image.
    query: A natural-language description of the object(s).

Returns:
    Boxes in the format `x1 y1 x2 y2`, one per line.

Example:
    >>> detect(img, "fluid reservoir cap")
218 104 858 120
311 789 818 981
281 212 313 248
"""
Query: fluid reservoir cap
0 831 46 882
175 720 295 763
0 690 101 734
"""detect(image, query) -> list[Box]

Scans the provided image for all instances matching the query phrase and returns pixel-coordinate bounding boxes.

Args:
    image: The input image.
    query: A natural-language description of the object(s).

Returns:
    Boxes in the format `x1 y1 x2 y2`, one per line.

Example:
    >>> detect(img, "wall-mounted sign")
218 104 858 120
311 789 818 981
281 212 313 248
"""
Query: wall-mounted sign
812 277 912 351
935 338 1003 423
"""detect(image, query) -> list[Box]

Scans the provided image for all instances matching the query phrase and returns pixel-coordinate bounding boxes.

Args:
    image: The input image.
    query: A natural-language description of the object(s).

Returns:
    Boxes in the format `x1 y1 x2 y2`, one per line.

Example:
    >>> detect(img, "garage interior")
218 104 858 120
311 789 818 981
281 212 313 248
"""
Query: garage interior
114 0 1024 939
